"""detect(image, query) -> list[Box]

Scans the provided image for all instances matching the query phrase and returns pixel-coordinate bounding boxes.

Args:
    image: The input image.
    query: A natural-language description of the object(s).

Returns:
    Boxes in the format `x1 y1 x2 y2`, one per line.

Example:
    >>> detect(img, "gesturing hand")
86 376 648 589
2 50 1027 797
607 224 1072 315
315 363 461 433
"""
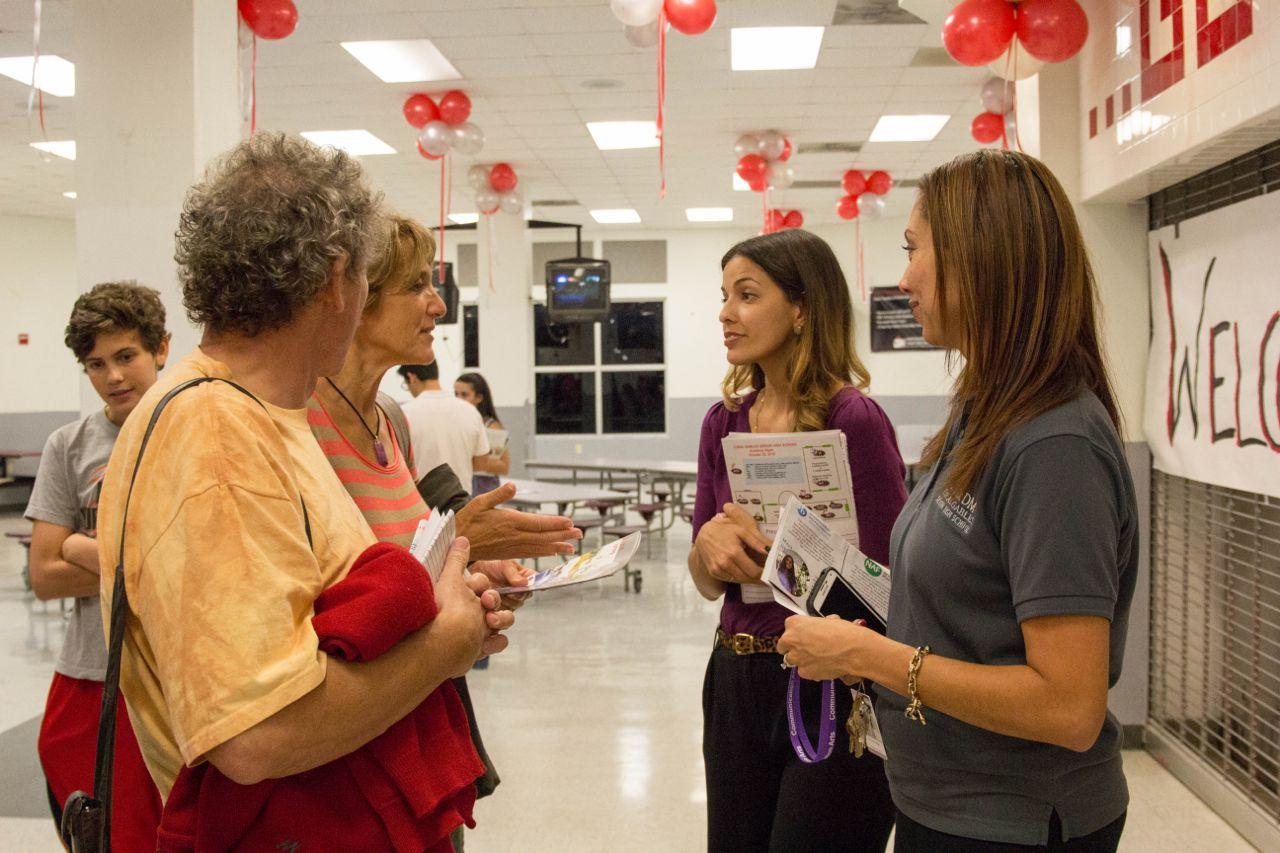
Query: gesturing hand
456 482 583 561
693 503 773 586
472 559 535 610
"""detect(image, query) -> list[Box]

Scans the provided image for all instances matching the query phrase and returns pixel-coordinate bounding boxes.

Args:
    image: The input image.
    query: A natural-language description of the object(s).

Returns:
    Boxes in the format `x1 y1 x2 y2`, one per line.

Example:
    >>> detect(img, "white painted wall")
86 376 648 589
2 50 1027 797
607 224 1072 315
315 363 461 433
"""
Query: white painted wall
0 215 80 414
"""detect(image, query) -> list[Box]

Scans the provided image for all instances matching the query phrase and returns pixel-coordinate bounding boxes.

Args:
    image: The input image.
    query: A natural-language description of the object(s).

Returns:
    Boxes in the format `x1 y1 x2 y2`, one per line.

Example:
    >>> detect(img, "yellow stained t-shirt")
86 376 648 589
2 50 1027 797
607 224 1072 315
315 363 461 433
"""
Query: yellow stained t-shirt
97 348 376 797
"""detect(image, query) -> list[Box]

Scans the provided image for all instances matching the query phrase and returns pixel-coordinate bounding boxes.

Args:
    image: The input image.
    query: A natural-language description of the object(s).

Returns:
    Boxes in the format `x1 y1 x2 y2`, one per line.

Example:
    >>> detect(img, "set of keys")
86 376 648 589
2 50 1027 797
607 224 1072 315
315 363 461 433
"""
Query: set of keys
846 687 874 758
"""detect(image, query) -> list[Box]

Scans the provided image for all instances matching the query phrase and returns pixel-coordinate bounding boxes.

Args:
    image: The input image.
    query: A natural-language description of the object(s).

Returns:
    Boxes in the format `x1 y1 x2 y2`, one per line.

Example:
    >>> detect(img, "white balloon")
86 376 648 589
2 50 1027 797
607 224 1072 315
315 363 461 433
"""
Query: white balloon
766 162 794 189
980 77 1014 115
418 120 453 157
733 133 761 159
499 190 524 216
857 194 886 221
624 19 662 49
451 122 485 155
759 129 787 161
1004 110 1018 142
467 164 490 190
610 0 662 27
475 188 499 215
987 43 1044 81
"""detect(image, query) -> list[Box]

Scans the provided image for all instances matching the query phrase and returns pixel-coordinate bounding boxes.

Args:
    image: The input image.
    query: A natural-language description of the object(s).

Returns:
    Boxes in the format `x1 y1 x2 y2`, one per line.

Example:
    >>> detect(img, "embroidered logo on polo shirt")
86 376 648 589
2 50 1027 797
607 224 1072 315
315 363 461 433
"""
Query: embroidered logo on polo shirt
935 490 976 535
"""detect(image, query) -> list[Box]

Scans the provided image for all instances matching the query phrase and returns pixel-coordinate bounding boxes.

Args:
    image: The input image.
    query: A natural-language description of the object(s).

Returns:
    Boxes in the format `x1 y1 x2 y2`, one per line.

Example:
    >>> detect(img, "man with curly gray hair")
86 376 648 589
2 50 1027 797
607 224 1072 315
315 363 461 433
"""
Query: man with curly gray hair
95 133 513 843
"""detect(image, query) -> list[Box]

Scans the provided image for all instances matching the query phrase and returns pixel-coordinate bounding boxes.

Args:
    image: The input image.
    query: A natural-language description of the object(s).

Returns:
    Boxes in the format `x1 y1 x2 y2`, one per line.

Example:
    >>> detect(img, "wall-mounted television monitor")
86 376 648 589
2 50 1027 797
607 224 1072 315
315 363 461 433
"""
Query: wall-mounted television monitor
546 257 611 323
435 261 459 325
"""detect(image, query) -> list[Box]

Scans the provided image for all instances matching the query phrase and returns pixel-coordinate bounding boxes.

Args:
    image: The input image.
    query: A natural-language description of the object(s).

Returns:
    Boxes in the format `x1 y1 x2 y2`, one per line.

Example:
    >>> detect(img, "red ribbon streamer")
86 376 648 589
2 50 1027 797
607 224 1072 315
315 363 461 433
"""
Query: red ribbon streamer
656 10 667 198
998 46 1022 153
484 214 495 292
28 0 48 143
438 154 448 284
250 34 258 136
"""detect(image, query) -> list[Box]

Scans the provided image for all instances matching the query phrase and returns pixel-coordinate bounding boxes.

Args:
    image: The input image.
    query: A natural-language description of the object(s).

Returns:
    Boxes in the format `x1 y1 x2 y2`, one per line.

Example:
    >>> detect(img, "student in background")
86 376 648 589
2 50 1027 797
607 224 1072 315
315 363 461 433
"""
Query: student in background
401 361 491 491
25 281 167 848
455 372 510 496
398 363 433 398
687 229 906 852
779 150 1136 852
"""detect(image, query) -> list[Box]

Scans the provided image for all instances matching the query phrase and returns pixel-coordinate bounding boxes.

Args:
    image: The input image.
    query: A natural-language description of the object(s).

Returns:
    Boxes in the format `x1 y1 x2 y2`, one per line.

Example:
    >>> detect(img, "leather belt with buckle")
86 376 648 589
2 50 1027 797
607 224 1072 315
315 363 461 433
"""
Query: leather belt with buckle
715 627 779 655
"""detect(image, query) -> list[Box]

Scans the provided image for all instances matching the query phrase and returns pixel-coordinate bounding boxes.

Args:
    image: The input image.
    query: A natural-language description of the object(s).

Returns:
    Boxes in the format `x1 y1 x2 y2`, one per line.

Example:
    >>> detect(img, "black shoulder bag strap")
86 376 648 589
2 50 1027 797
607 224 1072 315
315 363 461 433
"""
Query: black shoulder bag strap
60 376 312 853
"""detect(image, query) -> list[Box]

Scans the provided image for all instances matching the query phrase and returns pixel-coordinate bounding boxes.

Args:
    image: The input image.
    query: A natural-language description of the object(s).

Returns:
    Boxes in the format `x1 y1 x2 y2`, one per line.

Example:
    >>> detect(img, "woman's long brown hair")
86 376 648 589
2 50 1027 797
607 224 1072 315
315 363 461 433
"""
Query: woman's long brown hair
720 229 870 432
917 149 1121 497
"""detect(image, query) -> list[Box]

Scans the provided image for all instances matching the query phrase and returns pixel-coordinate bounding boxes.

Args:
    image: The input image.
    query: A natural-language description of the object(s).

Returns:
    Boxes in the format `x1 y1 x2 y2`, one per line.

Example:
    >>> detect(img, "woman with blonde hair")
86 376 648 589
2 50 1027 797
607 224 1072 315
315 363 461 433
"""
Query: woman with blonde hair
779 150 1136 851
688 228 906 851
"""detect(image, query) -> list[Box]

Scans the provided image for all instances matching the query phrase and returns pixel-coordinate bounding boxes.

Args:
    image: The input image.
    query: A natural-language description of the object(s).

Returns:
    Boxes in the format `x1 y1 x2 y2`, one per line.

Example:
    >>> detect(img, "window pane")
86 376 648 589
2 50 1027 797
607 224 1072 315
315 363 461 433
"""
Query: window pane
602 371 664 433
536 372 596 434
534 303 594 366
463 305 479 368
603 301 663 365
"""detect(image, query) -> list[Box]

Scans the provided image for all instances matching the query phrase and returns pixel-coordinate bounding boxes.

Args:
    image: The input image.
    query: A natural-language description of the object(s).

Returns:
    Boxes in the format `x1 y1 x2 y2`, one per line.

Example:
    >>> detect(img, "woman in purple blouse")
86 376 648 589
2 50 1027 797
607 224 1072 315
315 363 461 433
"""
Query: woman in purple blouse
688 229 907 853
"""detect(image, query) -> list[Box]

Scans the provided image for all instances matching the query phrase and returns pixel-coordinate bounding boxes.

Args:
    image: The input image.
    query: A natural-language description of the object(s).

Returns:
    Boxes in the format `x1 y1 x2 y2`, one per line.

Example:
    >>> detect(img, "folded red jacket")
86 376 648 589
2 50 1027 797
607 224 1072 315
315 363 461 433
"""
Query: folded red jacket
157 541 484 853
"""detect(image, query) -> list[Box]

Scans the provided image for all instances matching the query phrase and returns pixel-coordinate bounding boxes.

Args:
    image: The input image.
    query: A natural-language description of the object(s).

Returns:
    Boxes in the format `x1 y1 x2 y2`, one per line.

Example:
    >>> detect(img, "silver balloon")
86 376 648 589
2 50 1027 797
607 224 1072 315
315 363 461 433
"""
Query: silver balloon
610 0 662 27
418 120 453 157
759 129 787 161
857 193 886 221
1003 110 1018 143
766 162 794 189
733 133 762 159
624 19 661 48
499 190 524 216
980 77 1014 115
467 164 490 190
451 122 485 155
474 188 499 214
987 42 1044 81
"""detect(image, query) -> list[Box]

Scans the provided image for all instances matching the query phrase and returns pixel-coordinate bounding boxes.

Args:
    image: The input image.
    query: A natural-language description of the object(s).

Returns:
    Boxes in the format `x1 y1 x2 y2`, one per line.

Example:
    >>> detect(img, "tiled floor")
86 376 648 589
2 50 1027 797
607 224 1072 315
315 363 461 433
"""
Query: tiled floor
0 509 1259 852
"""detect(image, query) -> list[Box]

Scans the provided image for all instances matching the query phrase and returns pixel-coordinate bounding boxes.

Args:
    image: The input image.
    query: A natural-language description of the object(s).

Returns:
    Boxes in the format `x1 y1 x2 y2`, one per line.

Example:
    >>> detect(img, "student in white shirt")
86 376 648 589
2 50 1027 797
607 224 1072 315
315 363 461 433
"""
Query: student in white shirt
400 360 491 487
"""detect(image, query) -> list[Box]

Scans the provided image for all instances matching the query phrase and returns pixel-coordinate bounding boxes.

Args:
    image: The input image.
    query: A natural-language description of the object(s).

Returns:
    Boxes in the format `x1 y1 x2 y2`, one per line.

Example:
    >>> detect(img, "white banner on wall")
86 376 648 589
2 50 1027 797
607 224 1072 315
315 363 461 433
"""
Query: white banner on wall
1144 192 1280 498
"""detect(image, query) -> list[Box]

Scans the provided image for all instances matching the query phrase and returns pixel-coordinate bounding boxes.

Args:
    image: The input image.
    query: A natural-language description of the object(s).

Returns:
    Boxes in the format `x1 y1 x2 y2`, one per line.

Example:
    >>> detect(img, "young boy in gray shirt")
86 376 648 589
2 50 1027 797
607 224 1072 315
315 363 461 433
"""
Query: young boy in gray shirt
25 281 169 848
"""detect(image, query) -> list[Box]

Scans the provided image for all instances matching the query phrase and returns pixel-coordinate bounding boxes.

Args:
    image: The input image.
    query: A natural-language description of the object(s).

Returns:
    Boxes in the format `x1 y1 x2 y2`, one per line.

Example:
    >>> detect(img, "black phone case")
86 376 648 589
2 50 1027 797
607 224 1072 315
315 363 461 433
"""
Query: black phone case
806 569 887 632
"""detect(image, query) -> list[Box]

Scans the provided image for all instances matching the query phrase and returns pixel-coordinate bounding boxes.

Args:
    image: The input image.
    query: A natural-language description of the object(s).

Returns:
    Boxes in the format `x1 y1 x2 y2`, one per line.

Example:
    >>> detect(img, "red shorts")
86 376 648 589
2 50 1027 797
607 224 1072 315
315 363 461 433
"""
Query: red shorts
38 672 163 853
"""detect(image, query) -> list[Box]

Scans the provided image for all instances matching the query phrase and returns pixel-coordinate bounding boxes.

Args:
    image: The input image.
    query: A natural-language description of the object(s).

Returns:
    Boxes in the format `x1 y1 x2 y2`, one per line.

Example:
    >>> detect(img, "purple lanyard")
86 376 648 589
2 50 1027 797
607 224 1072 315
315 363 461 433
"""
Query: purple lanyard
786 669 837 763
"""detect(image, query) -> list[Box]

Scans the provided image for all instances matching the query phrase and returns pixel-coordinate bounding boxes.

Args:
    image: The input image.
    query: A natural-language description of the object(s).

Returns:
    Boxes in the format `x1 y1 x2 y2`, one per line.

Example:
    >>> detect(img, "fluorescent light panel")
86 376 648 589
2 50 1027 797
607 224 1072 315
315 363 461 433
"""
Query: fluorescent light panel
0 55 75 96
686 207 733 222
300 130 396 156
586 121 658 150
448 212 479 224
340 40 461 83
731 27 824 71
30 139 75 160
62 191 76 199
590 208 641 224
868 114 950 142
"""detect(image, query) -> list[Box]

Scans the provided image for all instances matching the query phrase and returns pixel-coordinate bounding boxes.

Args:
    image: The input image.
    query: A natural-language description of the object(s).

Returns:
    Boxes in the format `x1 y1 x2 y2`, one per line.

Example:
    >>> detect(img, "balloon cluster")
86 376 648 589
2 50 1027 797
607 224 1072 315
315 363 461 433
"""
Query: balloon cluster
467 163 523 217
835 170 893 221
733 131 794 192
404 91 485 160
762 209 804 234
238 0 297 39
610 0 717 44
941 0 1088 80
970 78 1017 145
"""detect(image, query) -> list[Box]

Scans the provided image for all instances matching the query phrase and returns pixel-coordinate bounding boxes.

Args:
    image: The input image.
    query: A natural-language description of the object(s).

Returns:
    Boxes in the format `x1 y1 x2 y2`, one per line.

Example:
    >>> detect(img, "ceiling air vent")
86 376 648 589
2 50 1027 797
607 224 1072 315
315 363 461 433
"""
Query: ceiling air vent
797 141 863 154
791 178 920 190
832 0 926 26
531 199 580 207
910 47 956 67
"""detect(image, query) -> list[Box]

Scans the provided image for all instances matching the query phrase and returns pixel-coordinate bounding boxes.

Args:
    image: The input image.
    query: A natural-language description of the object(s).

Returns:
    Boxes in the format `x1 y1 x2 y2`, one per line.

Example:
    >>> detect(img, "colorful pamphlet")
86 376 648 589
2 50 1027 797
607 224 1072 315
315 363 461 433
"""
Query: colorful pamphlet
495 531 642 594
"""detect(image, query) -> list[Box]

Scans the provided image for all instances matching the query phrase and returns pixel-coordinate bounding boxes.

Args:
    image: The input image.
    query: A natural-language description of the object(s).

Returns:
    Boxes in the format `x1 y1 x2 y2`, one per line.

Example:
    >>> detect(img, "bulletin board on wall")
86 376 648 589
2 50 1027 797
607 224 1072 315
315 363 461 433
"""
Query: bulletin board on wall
868 286 940 352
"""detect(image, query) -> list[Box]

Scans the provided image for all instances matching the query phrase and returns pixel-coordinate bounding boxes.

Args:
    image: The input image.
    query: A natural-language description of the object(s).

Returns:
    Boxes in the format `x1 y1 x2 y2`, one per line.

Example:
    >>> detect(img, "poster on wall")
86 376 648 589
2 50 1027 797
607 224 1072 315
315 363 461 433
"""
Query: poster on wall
869 287 940 352
1145 191 1280 499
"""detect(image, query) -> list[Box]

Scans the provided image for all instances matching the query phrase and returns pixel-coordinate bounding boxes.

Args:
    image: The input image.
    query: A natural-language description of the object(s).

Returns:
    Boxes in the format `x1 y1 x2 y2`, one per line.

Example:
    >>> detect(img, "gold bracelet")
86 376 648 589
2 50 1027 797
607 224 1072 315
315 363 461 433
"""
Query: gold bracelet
905 645 931 726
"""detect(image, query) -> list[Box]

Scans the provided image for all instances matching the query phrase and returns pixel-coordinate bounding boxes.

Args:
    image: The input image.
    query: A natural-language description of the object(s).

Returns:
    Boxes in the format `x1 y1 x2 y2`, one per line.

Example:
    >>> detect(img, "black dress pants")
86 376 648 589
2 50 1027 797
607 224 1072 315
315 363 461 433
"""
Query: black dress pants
893 809 1127 853
702 644 895 853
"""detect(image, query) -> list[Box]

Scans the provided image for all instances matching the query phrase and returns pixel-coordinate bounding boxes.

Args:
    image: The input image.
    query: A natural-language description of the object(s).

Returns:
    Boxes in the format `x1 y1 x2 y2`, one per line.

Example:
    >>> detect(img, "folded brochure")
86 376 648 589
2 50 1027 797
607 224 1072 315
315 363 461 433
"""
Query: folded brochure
408 509 456 584
496 531 642 594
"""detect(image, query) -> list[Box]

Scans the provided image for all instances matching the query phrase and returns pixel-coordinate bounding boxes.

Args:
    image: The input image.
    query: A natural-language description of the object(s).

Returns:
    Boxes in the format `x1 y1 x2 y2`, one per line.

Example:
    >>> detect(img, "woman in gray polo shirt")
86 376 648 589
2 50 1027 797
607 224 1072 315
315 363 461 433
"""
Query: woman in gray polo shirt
779 150 1136 852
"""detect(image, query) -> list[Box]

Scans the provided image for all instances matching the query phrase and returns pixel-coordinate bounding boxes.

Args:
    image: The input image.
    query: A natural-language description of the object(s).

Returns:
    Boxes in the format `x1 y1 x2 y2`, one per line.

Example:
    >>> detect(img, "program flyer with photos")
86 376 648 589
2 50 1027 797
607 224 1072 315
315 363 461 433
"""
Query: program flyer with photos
495 531 642 594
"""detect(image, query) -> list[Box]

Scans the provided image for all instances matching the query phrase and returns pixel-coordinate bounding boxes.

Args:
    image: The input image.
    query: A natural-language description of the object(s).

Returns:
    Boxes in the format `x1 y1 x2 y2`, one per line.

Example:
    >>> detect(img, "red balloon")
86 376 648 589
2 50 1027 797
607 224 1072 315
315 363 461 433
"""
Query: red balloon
416 140 444 160
970 112 1005 144
942 0 1016 66
438 90 472 126
837 195 860 220
403 94 440 129
765 209 785 232
1015 0 1089 63
866 170 893 195
489 163 517 193
841 170 866 196
664 0 717 36
238 0 297 40
748 175 767 193
783 210 804 229
737 154 768 184
779 138 793 161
